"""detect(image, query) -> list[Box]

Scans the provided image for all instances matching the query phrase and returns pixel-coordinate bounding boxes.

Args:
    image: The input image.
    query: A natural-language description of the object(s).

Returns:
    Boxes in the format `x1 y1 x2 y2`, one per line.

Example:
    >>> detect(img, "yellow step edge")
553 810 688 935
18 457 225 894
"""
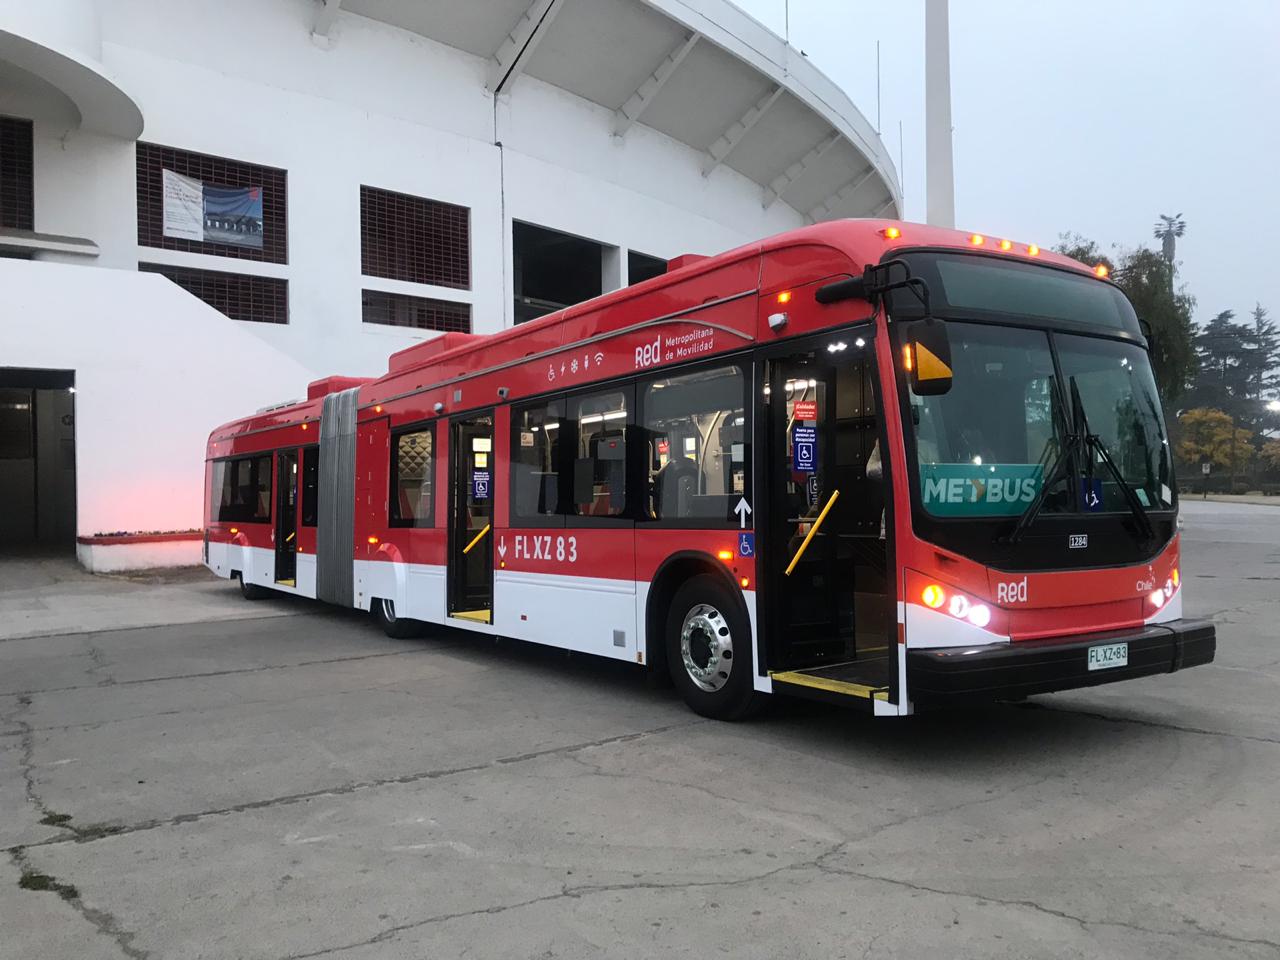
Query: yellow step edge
450 609 492 624
769 670 890 700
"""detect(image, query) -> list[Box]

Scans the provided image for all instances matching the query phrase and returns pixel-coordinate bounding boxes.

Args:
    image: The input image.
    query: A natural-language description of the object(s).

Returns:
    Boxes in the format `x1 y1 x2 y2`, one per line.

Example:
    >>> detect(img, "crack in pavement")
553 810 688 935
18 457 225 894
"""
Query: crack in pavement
1022 701 1280 746
7 647 428 698
813 862 1280 953
5 719 705 855
9 846 149 959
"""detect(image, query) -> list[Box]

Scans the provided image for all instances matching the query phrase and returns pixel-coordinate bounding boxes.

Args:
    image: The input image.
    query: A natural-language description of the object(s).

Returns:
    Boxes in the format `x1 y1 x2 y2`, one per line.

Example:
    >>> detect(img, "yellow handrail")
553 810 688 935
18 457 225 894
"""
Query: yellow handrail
784 489 840 576
463 523 491 555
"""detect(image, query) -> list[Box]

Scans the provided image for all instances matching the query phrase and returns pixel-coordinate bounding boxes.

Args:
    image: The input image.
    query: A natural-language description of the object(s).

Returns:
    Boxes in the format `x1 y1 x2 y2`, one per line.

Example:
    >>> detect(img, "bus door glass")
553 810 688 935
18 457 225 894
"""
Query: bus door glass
449 412 495 622
274 449 299 584
763 336 891 683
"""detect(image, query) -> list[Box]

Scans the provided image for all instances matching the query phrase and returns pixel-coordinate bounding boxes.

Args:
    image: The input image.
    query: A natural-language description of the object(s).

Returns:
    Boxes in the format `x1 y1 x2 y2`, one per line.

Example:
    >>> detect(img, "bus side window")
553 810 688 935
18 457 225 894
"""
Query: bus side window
300 447 319 527
568 389 629 519
641 364 747 524
390 426 435 527
511 399 565 523
211 454 272 523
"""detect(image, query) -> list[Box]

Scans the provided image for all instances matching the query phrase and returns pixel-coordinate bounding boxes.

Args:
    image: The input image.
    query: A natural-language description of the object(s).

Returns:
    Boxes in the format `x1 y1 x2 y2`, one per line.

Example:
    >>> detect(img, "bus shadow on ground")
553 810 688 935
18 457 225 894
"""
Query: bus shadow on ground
334 607 1171 771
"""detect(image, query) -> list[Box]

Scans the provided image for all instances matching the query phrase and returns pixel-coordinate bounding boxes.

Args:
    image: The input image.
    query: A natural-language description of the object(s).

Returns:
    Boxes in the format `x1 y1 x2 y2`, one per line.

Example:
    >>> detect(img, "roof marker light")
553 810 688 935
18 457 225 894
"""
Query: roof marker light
922 584 946 609
969 233 985 246
882 226 901 240
301 423 308 431
374 405 383 413
998 239 1013 252
1027 244 1041 256
1095 264 1110 278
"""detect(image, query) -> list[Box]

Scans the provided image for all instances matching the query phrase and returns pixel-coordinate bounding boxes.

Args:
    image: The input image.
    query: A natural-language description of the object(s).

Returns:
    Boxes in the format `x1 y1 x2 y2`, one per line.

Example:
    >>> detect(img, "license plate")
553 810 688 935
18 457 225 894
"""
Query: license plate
1087 642 1128 671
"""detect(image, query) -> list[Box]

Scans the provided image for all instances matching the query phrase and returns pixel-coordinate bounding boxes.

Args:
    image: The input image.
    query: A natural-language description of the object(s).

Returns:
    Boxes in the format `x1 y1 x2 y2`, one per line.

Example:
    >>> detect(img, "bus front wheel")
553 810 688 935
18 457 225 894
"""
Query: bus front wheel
665 575 762 720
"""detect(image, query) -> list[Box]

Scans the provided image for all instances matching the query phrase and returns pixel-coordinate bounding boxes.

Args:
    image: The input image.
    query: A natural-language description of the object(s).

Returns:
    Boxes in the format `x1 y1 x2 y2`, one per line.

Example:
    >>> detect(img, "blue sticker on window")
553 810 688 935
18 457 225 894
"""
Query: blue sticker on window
738 532 755 558
792 425 817 473
472 469 490 500
1080 477 1103 511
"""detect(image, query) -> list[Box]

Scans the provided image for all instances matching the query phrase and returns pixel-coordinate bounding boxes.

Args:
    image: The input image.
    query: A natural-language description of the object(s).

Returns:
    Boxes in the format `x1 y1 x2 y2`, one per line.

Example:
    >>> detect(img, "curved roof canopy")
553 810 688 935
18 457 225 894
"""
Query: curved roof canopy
0 13 143 140
328 0 901 222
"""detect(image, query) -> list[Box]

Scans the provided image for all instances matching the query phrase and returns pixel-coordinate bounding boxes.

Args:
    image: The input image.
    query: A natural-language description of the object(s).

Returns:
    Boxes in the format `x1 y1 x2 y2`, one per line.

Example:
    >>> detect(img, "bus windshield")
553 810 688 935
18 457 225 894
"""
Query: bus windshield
905 321 1174 520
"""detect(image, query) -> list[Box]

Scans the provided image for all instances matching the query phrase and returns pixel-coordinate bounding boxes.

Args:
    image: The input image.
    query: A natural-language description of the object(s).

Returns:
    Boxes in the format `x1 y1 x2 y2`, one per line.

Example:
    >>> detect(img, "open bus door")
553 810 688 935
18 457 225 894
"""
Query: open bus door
274 449 299 585
759 332 896 707
449 412 495 622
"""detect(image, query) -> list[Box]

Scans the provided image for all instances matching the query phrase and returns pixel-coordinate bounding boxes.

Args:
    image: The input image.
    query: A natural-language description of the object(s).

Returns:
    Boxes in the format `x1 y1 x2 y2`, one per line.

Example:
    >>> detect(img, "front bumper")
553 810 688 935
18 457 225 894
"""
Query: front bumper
907 618 1216 702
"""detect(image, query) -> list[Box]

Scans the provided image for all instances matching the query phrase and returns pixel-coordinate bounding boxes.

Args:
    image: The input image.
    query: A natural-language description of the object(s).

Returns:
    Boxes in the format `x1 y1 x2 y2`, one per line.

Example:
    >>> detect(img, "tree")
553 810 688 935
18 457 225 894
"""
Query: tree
1176 408 1252 474
1154 213 1186 268
1054 236 1196 402
1262 439 1280 477
1113 248 1197 403
1056 233 1115 276
1184 304 1279 436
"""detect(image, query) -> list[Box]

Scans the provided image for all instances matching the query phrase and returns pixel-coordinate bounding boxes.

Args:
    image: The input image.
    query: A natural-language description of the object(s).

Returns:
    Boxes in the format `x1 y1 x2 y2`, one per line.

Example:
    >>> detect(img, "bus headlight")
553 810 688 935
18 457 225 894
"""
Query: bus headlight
967 604 992 628
1149 590 1165 609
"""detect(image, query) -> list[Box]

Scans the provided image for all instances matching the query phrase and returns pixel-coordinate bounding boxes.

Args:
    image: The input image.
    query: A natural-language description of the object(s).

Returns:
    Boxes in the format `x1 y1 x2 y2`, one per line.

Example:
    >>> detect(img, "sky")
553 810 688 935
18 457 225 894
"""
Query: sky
731 0 1280 330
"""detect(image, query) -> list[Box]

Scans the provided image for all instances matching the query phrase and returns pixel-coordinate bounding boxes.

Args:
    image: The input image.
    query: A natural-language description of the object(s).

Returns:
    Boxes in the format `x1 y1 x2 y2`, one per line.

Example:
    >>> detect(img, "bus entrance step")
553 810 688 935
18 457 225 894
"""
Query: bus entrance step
769 660 891 705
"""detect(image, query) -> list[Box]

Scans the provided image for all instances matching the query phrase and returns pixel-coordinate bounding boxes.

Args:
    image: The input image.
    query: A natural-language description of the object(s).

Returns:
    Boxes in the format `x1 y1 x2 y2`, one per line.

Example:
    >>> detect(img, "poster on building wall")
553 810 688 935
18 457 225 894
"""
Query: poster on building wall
161 170 264 249
202 183 264 249
161 169 204 241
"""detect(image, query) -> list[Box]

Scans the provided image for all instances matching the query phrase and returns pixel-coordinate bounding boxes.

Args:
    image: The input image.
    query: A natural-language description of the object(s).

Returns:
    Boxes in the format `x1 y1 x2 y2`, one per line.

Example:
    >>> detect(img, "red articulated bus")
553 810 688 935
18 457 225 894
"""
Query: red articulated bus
204 219 1214 719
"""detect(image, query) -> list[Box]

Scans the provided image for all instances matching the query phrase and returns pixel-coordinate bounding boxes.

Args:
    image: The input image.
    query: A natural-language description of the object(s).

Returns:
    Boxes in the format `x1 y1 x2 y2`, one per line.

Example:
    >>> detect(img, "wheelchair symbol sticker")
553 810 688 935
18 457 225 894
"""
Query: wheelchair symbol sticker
738 532 755 558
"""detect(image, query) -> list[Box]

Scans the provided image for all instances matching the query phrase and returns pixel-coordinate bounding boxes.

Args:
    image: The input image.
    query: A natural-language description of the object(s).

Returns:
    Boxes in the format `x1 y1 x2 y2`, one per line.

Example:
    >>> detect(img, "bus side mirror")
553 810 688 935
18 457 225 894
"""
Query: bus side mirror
904 318 953 396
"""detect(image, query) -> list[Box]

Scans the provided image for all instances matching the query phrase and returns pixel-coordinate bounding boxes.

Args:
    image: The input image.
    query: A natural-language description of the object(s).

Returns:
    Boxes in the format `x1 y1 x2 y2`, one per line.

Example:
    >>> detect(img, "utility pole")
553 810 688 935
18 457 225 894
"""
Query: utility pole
924 0 955 227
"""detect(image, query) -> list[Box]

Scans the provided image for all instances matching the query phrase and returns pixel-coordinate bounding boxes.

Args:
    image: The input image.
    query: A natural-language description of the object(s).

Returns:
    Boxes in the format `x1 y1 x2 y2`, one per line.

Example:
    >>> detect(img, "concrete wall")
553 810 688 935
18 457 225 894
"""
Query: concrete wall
0 259 319 537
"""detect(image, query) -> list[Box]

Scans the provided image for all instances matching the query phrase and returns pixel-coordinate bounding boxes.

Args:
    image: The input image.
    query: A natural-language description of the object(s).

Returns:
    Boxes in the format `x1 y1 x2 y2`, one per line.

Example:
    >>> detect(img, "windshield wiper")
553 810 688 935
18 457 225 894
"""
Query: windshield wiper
1005 377 1076 544
1069 377 1156 543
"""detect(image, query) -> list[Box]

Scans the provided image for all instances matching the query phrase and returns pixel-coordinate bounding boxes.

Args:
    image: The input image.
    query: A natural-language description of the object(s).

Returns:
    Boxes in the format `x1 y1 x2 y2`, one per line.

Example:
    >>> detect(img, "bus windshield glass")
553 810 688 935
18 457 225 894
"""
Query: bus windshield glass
890 252 1140 335
905 322 1174 520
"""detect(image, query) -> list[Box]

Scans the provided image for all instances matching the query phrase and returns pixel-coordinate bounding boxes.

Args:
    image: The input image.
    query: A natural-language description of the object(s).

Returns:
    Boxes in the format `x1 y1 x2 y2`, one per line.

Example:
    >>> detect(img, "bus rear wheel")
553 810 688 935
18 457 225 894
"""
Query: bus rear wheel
237 572 269 601
372 598 425 639
665 574 762 720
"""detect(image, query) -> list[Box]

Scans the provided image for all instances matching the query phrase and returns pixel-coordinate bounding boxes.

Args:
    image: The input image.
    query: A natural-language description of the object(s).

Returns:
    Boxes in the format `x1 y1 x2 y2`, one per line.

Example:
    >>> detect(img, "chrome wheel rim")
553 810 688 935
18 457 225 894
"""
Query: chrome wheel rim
680 603 733 692
382 598 397 623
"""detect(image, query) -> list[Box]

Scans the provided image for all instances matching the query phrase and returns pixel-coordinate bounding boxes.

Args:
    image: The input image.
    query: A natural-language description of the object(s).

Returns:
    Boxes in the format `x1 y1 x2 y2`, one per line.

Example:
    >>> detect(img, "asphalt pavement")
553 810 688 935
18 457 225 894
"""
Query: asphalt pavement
1 499 1276 959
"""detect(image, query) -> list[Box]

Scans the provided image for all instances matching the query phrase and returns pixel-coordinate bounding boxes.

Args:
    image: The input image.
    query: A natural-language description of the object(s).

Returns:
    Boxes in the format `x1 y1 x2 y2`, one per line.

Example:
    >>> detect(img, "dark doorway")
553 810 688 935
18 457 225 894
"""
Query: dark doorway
275 449 299 584
0 368 75 550
449 412 495 622
512 221 604 324
760 337 893 699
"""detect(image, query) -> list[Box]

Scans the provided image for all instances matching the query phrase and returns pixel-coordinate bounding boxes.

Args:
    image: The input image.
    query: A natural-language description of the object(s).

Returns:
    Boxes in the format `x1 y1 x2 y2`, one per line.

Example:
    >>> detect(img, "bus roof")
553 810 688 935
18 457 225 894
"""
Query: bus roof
208 219 1093 443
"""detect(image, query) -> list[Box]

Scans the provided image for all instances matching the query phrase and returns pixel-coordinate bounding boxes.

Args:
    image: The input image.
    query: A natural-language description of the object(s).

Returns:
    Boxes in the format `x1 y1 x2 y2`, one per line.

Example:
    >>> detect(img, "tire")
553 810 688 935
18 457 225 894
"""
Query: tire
371 597 425 639
665 574 763 720
238 572 270 601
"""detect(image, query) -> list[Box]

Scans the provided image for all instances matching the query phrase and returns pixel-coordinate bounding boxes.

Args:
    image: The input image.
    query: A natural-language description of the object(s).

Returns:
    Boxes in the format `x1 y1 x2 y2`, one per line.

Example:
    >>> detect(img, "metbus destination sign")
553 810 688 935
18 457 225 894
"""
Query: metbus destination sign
920 463 1044 517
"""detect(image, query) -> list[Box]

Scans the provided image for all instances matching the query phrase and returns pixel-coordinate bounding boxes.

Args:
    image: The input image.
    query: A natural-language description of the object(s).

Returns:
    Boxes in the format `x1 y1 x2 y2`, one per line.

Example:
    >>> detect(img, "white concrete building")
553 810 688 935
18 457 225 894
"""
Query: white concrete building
0 0 899 569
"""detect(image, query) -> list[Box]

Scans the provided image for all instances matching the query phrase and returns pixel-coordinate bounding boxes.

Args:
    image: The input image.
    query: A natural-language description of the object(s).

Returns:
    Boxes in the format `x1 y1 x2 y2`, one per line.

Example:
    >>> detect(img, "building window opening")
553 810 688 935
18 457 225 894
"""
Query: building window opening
0 116 34 232
628 250 666 286
513 221 604 324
